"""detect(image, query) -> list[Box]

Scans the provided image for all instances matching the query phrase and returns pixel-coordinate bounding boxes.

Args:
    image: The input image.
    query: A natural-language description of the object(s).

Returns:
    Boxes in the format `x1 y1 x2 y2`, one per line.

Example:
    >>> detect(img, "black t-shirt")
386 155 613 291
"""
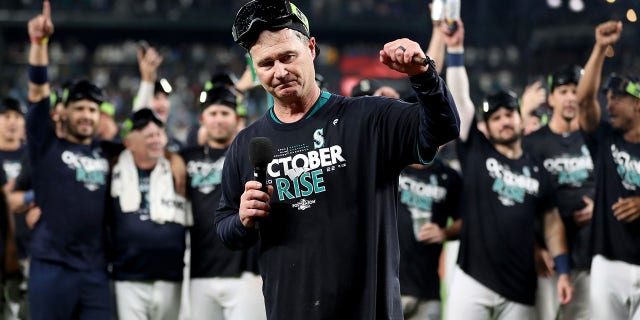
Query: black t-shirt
216 72 459 320
397 160 461 300
0 145 26 181
181 146 257 278
523 126 595 270
583 121 640 265
457 124 555 306
27 98 114 271
109 168 186 281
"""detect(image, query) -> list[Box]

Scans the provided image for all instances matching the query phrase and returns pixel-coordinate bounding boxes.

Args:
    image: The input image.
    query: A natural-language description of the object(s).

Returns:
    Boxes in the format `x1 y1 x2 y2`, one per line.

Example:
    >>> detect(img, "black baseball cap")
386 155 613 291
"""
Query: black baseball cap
481 90 520 121
548 65 583 92
232 0 313 51
121 108 164 138
199 85 238 112
0 97 25 115
351 79 381 97
154 78 173 96
62 79 105 106
603 73 640 99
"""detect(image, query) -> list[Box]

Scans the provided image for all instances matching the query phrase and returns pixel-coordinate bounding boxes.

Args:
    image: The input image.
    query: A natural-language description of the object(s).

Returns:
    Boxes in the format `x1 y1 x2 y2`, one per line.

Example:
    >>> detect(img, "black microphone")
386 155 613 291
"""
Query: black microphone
248 137 274 192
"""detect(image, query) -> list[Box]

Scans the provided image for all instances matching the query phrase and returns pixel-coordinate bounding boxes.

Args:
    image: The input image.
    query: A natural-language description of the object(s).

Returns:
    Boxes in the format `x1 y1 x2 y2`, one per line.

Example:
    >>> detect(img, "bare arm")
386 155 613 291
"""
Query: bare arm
577 21 623 133
27 0 54 102
133 45 163 111
543 207 573 305
426 21 445 74
443 20 474 142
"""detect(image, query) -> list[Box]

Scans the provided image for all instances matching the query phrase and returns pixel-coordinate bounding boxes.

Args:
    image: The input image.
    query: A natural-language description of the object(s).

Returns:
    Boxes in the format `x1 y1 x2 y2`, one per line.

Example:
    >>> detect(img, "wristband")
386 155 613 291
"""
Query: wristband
553 253 571 275
23 190 35 205
30 37 49 45
447 53 464 67
28 65 48 85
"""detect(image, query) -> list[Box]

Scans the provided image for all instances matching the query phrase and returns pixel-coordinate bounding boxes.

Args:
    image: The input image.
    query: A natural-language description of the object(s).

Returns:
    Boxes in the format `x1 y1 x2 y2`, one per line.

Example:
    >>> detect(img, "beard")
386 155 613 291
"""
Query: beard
65 120 95 141
489 127 522 146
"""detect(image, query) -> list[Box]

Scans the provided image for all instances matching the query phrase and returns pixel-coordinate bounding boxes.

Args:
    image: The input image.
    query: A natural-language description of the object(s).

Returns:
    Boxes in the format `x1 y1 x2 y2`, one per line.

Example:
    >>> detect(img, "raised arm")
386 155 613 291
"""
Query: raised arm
27 0 54 102
133 43 163 111
425 4 445 74
577 21 623 133
380 38 460 162
443 20 474 142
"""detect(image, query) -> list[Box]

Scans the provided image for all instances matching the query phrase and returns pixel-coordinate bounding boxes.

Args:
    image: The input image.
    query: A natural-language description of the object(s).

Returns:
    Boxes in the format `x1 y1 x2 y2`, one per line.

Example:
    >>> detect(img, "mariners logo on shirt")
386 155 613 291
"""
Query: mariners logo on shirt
543 145 594 187
2 160 21 180
268 128 347 209
612 144 640 191
486 158 540 206
61 150 109 191
187 157 225 194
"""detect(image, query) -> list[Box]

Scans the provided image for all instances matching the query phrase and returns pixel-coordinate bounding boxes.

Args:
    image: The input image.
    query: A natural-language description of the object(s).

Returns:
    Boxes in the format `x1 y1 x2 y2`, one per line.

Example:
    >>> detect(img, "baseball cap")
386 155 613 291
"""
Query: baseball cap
351 79 381 97
199 85 238 112
603 73 640 99
232 0 313 51
121 108 164 138
62 79 105 106
548 65 583 92
481 90 520 121
0 97 26 115
154 78 173 96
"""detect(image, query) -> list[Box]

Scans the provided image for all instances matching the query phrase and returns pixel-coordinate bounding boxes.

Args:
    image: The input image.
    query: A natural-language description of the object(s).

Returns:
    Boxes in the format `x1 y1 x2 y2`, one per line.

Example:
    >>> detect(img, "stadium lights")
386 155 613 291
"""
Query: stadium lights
628 9 638 22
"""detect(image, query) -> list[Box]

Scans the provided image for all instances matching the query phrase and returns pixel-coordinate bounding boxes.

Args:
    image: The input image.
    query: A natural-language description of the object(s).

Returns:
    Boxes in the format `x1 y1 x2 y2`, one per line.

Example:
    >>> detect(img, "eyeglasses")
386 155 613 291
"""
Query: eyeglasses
603 74 640 99
232 0 310 50
62 80 104 106
482 90 520 118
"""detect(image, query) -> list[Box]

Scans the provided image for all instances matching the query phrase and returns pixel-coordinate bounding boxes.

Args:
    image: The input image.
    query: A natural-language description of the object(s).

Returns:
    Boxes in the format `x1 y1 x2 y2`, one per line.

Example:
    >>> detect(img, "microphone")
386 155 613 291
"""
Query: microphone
248 137 274 192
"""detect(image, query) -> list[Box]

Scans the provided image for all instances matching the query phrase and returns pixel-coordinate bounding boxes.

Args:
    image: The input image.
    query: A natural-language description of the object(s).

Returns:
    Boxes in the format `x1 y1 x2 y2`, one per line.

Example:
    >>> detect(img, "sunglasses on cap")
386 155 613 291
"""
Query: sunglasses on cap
121 108 164 138
232 0 311 50
548 65 583 92
481 90 520 120
199 85 238 111
62 80 105 106
603 74 640 99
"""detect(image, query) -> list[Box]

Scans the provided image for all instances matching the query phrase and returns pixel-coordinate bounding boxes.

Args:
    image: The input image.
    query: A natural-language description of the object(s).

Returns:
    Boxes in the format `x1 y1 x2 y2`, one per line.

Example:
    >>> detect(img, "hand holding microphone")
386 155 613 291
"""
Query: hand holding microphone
239 137 274 228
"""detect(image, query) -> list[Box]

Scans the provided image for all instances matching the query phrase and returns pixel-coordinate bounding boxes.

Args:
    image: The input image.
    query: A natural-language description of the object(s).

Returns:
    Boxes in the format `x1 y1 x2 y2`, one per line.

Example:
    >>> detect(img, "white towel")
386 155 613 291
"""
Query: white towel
111 150 192 226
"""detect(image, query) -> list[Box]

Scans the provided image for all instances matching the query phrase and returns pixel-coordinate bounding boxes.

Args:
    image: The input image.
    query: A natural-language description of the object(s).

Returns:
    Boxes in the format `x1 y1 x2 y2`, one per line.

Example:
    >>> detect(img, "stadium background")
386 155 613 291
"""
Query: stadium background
0 0 637 140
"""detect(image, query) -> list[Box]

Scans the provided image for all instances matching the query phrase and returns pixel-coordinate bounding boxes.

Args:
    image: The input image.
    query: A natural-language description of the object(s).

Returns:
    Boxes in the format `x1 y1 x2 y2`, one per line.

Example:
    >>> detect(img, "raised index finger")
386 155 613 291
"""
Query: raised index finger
43 0 51 19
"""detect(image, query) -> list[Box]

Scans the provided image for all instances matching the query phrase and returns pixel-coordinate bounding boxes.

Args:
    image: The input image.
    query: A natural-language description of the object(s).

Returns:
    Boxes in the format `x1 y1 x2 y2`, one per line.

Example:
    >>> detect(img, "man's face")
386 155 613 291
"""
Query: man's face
486 107 523 145
0 110 24 143
150 93 170 123
606 91 640 131
548 83 578 122
126 122 166 162
250 28 317 104
199 104 238 146
63 99 100 142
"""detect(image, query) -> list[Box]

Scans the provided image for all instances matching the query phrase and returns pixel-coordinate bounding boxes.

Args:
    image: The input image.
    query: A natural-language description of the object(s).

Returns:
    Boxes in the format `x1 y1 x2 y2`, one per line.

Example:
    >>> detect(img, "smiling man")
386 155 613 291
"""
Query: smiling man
576 20 640 319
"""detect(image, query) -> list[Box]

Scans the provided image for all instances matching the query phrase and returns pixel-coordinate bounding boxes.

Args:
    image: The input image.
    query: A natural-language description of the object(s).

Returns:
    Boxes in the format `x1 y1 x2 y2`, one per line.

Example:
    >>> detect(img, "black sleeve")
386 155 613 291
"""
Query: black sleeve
26 97 56 168
456 118 489 167
410 71 460 163
13 153 31 191
536 164 557 215
444 167 463 221
215 137 259 250
0 167 6 186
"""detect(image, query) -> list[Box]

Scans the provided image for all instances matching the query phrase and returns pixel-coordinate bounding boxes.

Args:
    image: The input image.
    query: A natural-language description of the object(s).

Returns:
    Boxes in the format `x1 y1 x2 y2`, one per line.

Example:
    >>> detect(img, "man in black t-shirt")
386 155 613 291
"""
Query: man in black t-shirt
26 3 114 319
181 85 265 320
576 20 640 319
398 161 461 320
109 108 189 320
216 2 460 319
443 21 572 320
523 65 595 320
